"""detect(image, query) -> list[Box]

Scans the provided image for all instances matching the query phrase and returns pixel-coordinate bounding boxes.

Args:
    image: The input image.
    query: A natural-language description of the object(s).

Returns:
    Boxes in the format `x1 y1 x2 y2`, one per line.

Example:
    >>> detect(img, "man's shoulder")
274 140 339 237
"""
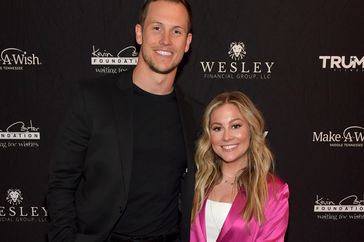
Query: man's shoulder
78 70 133 93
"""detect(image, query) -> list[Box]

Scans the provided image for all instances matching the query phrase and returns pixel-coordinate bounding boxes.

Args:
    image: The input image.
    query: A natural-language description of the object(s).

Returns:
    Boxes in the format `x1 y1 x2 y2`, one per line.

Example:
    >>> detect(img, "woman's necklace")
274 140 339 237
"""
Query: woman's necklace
222 174 237 186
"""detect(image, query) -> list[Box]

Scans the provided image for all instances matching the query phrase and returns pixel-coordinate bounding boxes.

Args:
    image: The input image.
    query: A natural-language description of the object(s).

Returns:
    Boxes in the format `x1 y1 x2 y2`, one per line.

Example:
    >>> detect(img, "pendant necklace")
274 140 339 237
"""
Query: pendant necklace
222 174 236 186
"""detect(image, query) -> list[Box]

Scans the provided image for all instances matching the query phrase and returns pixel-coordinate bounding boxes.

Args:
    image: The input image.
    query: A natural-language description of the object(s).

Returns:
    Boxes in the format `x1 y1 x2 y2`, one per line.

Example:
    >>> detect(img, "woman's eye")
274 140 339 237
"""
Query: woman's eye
232 124 241 129
212 127 221 132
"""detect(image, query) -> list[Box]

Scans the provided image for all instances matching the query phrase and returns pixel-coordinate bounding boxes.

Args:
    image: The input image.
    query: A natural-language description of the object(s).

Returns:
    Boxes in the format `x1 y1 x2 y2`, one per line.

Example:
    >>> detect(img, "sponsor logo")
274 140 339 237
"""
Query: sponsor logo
312 126 364 148
6 189 23 206
319 56 364 72
0 47 42 71
314 194 364 213
228 42 246 61
0 120 40 148
314 194 364 221
200 41 274 80
91 45 138 74
0 188 48 223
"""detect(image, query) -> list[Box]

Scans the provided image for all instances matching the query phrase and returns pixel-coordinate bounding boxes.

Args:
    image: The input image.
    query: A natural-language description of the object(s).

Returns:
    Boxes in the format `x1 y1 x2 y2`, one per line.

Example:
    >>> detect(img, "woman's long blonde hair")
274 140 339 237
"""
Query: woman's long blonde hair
191 91 274 224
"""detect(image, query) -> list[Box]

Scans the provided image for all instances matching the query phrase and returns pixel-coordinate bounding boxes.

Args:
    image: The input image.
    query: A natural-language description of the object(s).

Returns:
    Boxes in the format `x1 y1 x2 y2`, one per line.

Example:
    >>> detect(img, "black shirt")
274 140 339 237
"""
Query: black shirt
113 83 187 236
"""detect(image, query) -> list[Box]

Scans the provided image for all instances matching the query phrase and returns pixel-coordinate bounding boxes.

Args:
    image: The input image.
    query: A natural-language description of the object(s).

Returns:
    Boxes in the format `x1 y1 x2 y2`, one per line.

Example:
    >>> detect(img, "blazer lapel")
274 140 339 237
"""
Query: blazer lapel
113 72 134 208
174 86 197 242
175 86 196 172
217 189 247 242
198 198 208 241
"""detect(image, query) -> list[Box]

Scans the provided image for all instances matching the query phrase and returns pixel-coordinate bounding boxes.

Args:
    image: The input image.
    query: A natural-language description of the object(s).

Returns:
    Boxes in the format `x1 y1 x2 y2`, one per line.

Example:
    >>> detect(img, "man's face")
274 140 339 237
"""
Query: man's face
135 1 192 74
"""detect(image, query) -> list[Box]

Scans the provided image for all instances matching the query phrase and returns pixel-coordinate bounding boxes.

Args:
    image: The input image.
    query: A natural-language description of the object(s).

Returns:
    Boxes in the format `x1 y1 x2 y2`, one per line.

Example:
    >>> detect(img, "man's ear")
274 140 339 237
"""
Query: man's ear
184 33 192 53
135 24 143 45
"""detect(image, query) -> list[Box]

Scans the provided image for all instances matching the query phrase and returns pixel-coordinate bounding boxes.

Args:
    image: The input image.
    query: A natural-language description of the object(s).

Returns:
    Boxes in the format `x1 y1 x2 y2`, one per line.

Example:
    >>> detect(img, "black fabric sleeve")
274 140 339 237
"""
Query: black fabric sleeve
47 87 91 242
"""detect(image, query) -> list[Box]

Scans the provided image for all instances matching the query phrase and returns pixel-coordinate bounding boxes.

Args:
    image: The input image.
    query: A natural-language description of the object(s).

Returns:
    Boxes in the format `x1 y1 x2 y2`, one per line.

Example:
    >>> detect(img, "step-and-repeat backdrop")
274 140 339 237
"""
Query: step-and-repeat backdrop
1 0 363 241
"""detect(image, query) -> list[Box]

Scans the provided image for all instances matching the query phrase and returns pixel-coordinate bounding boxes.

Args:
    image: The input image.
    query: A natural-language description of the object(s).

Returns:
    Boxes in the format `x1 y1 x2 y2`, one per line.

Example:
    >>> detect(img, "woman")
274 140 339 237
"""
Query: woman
190 91 289 242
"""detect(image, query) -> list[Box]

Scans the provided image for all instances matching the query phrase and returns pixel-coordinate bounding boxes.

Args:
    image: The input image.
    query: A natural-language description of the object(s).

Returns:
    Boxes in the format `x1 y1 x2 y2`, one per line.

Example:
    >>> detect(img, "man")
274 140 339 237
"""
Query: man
47 1 195 241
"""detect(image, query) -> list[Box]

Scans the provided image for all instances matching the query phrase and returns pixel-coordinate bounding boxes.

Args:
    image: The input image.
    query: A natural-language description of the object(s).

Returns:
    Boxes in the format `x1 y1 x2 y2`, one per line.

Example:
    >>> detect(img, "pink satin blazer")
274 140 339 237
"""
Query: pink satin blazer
190 176 289 242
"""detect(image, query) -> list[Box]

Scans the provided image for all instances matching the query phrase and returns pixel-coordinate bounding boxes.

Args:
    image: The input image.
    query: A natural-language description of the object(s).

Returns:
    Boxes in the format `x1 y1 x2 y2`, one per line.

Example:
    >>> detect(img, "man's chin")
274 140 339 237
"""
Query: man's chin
150 65 177 75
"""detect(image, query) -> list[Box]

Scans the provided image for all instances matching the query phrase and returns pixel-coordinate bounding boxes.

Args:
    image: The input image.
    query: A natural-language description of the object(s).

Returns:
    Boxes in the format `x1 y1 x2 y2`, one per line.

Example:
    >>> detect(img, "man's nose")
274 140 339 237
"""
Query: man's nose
160 31 171 45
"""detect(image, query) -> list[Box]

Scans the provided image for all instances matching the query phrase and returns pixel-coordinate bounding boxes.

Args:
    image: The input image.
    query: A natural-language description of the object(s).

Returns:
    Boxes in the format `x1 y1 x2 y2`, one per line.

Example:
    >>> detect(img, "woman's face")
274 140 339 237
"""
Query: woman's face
209 103 250 167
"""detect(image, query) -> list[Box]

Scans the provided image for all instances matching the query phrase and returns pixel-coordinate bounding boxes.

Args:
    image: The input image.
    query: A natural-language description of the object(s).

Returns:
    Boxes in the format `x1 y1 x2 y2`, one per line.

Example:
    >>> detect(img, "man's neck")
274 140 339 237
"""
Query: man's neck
132 65 176 95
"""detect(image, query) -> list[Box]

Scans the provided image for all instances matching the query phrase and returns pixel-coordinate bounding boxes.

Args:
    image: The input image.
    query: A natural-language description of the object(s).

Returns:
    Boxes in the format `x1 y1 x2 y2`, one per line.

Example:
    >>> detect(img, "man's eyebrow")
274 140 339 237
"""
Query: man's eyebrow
149 21 186 30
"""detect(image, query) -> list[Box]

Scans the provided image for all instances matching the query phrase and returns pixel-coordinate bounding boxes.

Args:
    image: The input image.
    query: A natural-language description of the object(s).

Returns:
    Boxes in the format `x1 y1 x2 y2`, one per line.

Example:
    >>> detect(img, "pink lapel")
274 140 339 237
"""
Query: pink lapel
216 189 247 242
198 198 208 241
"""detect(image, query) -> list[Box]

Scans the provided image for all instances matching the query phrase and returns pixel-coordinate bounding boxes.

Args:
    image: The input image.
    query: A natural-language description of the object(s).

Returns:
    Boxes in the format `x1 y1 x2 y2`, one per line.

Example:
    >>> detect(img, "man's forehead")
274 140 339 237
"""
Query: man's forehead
144 1 189 28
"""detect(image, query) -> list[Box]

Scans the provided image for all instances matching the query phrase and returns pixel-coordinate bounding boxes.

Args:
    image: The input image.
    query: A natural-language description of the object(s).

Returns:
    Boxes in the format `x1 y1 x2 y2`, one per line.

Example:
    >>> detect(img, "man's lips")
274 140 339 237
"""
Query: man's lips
156 50 173 56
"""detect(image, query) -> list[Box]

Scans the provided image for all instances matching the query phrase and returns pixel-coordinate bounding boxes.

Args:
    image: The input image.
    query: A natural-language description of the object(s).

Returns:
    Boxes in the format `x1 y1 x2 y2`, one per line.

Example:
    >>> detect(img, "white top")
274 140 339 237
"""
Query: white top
205 199 232 242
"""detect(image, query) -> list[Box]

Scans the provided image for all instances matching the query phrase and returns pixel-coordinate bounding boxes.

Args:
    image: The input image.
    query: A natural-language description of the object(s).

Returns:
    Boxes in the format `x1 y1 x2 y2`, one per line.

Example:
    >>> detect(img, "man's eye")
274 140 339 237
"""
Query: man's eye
153 26 160 31
173 29 182 35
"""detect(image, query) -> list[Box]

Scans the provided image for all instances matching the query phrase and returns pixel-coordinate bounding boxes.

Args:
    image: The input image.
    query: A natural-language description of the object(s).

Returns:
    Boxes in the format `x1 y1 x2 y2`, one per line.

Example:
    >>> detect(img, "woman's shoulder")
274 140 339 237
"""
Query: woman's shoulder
267 174 289 198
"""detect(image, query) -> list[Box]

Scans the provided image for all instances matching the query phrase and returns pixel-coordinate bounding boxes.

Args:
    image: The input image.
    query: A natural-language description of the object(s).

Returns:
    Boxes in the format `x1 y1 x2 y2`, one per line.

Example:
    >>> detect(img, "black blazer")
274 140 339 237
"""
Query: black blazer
47 71 196 242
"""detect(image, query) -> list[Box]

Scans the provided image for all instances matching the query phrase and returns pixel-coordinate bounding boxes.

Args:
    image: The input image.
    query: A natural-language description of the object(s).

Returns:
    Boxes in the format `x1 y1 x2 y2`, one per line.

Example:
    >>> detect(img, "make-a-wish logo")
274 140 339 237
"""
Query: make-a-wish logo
91 45 138 74
0 47 42 71
0 188 48 223
314 194 364 213
0 120 40 140
312 126 364 148
319 56 364 72
200 41 274 80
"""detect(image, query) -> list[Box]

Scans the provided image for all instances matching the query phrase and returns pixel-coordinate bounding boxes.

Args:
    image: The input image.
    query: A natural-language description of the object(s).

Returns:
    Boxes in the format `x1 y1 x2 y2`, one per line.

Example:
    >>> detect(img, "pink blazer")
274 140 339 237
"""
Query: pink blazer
190 176 289 242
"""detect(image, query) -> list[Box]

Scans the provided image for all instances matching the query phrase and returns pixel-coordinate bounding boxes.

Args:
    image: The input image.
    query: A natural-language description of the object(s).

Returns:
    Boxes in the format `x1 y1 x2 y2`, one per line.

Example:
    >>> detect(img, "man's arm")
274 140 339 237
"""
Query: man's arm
47 90 91 242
